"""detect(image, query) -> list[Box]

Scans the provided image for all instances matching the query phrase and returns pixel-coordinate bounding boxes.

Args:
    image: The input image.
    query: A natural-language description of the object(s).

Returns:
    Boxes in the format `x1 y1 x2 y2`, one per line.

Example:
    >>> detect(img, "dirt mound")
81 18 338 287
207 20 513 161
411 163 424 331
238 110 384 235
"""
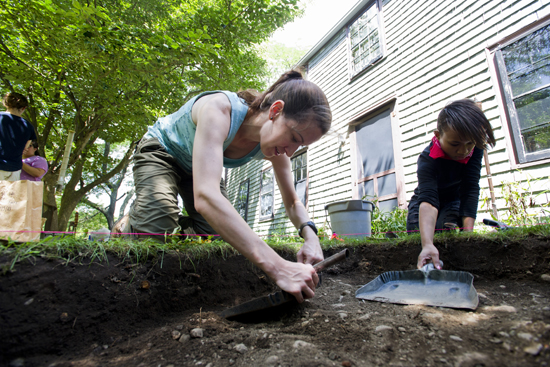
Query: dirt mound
1 237 549 366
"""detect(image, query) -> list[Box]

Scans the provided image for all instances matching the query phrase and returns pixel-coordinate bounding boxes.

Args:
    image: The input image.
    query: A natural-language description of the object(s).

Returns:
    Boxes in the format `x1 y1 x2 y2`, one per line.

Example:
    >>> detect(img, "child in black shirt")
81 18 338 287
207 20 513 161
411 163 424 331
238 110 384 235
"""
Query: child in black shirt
407 99 496 269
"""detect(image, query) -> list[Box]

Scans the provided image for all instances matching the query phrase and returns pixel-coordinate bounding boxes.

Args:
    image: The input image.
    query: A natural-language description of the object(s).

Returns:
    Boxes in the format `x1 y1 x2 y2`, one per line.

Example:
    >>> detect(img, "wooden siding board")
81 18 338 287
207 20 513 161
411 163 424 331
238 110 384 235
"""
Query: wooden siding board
382 14 500 102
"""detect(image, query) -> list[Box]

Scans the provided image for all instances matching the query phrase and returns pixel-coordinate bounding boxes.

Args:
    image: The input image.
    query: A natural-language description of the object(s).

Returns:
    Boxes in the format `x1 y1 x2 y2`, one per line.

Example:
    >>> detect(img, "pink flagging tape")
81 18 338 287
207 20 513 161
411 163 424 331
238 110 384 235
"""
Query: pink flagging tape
0 230 219 237
1 222 548 238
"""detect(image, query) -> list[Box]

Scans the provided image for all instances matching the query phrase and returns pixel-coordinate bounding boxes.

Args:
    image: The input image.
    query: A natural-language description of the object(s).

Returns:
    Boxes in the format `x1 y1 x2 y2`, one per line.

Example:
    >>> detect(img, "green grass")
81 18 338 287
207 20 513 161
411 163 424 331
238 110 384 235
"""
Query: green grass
1 223 549 273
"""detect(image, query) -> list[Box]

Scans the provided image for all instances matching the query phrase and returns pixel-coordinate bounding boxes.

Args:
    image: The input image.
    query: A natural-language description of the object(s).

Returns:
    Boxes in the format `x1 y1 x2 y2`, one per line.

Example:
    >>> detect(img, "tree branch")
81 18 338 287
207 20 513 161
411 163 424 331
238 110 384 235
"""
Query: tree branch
80 197 108 216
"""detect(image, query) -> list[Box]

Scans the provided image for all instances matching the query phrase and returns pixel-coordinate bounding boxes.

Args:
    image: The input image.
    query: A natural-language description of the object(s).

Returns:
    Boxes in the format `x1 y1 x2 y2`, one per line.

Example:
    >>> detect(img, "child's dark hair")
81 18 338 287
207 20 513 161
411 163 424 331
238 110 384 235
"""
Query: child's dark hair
437 99 496 149
238 69 332 134
2 92 29 110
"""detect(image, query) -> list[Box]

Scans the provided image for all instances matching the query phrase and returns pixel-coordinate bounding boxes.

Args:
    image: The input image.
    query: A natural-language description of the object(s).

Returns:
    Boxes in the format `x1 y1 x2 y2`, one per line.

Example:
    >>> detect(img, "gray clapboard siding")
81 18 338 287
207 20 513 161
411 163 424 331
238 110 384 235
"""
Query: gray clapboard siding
225 0 550 236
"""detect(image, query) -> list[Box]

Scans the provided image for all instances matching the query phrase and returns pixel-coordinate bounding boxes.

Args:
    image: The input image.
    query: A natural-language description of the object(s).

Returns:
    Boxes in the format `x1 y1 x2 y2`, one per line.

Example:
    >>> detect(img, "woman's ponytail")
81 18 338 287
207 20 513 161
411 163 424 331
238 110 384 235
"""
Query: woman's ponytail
238 69 331 134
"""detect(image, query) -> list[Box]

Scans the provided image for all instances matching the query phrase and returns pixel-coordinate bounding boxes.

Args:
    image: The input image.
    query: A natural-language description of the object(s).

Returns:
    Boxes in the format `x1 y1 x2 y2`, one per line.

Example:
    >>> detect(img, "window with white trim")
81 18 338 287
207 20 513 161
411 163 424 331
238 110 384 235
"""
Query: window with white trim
235 179 249 221
291 151 308 207
348 0 384 78
495 23 550 163
259 167 274 220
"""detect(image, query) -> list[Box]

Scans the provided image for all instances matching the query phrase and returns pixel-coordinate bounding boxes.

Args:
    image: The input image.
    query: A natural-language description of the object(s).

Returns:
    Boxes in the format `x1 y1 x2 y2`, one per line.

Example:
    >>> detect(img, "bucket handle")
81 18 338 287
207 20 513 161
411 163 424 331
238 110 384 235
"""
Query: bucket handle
324 206 333 235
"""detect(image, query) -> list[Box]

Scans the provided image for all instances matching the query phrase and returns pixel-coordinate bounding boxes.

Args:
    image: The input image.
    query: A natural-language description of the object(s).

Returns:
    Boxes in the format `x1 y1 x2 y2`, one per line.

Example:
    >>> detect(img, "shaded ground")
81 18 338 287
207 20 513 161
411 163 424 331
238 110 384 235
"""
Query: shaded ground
1 236 550 367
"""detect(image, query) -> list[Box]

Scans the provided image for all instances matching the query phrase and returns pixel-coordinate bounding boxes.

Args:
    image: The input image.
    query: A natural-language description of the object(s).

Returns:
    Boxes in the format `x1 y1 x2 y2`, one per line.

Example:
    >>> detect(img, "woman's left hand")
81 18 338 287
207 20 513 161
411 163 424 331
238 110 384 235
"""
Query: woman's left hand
297 237 324 265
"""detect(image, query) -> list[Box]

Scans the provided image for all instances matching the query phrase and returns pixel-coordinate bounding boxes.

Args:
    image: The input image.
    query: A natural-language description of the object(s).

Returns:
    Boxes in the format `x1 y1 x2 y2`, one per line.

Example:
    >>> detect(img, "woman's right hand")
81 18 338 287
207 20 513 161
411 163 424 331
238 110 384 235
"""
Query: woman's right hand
272 260 319 303
417 243 441 269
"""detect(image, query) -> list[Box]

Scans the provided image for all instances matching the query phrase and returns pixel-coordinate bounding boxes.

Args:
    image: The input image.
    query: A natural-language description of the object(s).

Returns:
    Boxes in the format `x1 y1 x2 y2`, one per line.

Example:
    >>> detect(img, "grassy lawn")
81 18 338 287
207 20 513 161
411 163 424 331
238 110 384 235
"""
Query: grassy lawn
1 224 549 275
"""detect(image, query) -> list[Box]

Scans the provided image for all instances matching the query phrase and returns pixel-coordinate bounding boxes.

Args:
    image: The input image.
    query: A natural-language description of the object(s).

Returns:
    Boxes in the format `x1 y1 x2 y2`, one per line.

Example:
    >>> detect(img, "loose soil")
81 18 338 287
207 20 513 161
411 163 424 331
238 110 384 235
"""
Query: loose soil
1 236 550 367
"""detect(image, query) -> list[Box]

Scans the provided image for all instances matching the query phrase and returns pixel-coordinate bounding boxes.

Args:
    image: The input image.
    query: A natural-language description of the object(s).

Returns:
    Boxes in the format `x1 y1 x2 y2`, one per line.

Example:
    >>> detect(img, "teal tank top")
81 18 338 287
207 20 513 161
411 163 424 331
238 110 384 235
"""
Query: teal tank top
144 91 265 173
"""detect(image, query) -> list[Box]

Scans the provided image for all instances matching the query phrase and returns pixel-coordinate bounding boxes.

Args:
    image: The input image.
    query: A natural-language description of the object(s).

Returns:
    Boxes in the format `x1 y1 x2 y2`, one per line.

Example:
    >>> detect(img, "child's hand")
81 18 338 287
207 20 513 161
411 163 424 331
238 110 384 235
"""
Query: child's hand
417 244 442 269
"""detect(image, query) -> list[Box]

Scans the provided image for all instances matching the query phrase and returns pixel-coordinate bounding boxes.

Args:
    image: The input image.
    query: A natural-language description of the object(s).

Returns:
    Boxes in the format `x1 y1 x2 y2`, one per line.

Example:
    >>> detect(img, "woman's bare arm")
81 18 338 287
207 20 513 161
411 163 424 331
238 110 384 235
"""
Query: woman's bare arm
191 94 318 302
268 154 323 265
21 162 45 178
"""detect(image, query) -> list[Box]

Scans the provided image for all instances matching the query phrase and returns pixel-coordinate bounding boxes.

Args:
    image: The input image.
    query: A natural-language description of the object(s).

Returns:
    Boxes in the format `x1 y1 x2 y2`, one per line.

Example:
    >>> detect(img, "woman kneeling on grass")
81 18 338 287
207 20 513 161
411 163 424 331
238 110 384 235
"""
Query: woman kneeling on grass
127 70 331 302
406 99 496 270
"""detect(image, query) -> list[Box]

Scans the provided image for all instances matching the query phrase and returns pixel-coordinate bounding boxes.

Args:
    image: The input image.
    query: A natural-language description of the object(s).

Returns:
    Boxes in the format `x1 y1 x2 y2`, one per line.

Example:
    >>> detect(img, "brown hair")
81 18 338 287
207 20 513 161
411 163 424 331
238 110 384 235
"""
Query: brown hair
437 99 496 149
238 69 332 134
3 92 29 110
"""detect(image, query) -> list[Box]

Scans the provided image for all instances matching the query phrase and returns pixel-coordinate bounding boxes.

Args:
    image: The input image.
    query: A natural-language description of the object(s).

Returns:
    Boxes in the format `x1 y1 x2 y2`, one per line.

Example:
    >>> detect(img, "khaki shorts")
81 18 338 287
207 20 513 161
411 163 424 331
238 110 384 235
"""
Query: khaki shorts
0 170 21 181
128 138 228 240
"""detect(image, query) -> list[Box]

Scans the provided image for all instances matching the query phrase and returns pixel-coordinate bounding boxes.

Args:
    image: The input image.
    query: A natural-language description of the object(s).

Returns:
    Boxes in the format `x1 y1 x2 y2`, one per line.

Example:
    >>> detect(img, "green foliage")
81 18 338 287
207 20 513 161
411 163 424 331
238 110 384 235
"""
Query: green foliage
498 172 550 227
260 40 310 84
0 0 302 230
370 205 408 239
361 196 408 238
73 204 109 234
262 226 302 249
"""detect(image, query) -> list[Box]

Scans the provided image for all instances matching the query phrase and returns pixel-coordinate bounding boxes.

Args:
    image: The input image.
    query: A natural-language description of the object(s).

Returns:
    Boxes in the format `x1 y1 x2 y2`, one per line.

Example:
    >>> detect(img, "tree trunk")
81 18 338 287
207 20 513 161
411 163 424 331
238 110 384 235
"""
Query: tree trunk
118 188 134 222
56 144 135 231
80 151 132 230
42 174 59 232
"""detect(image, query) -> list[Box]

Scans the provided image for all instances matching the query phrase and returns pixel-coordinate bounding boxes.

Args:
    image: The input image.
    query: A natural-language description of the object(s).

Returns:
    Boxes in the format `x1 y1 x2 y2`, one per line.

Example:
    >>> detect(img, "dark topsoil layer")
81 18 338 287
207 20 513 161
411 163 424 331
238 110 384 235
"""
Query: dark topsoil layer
1 235 550 367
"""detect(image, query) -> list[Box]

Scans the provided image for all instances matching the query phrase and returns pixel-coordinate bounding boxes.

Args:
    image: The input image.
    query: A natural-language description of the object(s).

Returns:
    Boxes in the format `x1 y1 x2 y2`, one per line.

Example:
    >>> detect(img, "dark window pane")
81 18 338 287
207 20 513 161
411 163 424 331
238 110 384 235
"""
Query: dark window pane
378 173 397 197
355 108 395 176
503 24 550 75
508 60 550 96
351 30 360 48
236 180 249 221
360 24 368 39
369 29 379 44
514 86 550 132
291 152 308 203
261 170 273 192
503 24 550 96
260 169 274 218
349 1 380 76
260 193 273 217
522 123 550 153
379 198 398 213
362 179 375 198
295 180 307 207
360 39 369 55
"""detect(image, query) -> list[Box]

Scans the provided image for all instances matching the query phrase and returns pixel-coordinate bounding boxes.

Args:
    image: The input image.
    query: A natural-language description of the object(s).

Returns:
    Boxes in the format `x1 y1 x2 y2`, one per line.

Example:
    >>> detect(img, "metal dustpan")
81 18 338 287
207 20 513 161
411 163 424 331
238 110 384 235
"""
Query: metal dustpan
355 263 478 310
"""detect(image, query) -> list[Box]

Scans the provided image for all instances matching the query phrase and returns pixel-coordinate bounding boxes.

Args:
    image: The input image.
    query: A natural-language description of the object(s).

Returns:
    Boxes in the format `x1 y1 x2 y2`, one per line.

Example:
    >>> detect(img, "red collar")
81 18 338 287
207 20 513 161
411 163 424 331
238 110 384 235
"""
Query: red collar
428 136 472 164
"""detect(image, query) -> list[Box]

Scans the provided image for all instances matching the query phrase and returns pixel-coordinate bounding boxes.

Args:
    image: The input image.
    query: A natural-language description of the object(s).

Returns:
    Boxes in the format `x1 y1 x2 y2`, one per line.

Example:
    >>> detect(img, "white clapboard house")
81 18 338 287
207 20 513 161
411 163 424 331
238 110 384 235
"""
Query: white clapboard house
226 0 550 236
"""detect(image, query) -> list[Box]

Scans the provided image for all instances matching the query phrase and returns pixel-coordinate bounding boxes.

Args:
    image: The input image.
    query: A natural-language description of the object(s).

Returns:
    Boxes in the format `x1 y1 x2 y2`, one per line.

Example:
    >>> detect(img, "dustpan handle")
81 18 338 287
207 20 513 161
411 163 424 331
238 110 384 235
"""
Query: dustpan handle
421 260 443 273
421 263 435 272
313 249 349 272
